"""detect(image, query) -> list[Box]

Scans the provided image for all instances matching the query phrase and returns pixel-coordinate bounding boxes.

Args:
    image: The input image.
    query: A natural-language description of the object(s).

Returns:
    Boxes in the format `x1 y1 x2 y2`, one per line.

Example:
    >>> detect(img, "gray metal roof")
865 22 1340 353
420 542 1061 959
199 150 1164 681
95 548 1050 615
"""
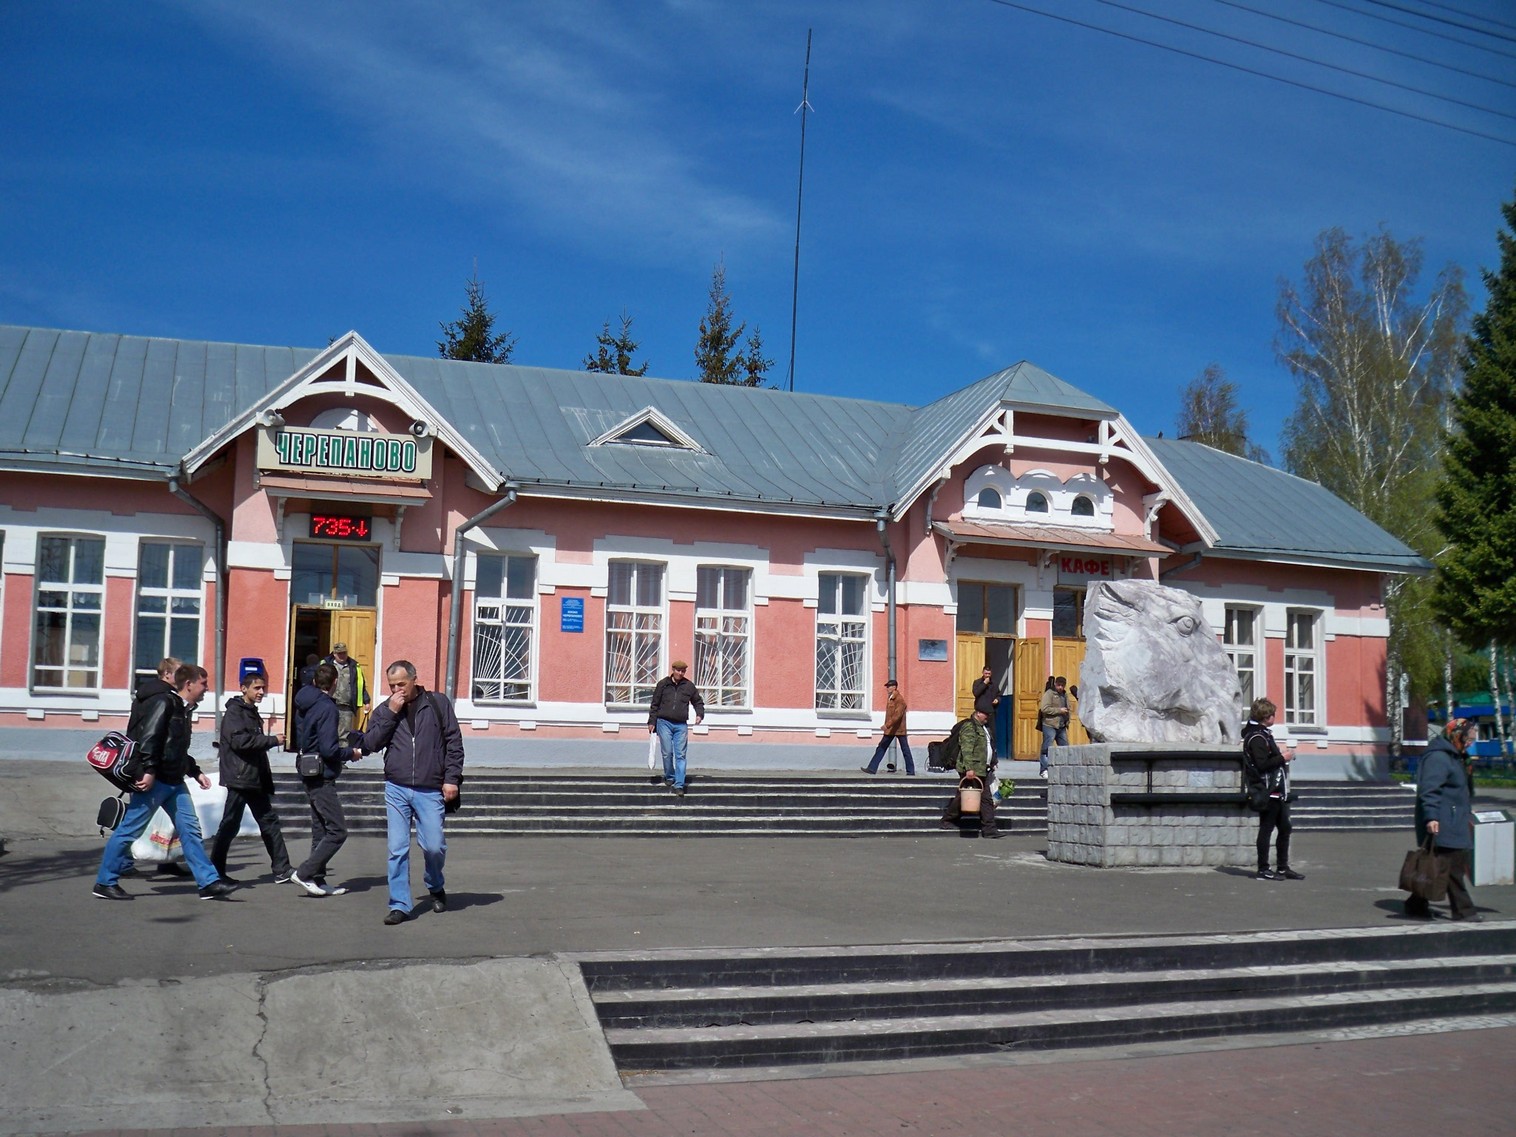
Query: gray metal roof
0 324 1424 574
1145 436 1430 573
0 325 316 477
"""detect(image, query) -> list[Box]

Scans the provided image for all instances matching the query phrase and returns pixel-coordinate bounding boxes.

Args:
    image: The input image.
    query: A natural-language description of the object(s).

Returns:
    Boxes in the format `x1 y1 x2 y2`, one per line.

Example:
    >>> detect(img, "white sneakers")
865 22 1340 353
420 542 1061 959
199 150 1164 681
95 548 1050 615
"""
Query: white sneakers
290 871 330 897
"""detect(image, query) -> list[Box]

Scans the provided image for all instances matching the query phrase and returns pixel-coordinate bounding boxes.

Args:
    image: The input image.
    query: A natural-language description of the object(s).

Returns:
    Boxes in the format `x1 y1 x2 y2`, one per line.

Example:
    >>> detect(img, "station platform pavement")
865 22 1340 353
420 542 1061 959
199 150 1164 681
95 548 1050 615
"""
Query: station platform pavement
3 738 1514 1137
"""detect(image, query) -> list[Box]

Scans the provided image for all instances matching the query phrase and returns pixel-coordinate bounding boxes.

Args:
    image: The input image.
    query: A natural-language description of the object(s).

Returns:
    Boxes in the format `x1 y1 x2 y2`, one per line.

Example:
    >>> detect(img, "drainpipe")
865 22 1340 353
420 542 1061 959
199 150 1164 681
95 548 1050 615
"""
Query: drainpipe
444 483 519 702
169 476 227 739
876 511 897 682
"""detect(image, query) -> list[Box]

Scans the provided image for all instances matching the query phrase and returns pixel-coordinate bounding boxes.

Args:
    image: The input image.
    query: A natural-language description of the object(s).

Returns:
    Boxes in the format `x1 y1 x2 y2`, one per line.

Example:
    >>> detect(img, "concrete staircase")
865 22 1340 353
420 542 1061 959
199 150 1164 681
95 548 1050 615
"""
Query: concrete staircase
269 770 1416 837
575 922 1516 1074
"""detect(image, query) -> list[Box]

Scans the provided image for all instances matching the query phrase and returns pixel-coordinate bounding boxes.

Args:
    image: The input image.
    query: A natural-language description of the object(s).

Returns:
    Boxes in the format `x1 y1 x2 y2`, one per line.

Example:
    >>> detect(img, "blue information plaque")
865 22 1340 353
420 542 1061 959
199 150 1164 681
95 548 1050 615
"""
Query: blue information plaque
560 596 585 633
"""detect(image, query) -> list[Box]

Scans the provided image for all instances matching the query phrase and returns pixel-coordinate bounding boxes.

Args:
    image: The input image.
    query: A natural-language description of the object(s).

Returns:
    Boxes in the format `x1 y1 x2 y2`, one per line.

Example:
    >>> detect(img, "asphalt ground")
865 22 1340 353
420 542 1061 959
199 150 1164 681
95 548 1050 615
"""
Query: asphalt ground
4 756 1515 1136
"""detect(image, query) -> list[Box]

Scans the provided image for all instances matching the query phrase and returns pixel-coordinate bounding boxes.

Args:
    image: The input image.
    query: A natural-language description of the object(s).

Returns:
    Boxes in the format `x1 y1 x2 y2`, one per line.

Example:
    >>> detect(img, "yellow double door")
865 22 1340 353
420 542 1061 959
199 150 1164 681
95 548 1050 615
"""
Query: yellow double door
955 634 1087 759
284 607 377 743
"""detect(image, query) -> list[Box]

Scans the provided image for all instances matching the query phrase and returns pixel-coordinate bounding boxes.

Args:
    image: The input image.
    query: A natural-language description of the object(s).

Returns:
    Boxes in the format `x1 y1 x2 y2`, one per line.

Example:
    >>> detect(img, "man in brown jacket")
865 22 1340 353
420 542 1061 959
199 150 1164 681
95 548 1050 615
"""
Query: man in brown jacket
861 679 915 775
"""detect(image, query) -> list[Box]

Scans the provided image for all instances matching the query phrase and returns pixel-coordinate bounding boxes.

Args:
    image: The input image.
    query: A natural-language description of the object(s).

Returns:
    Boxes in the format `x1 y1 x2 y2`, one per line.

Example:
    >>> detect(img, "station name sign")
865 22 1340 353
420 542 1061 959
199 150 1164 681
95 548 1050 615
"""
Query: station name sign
257 427 432 480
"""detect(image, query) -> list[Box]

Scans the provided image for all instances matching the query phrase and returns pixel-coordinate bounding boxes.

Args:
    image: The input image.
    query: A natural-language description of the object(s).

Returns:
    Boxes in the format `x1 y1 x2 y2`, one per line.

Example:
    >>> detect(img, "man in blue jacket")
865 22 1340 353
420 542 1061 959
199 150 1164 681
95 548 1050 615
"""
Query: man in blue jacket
1408 717 1480 921
362 660 464 925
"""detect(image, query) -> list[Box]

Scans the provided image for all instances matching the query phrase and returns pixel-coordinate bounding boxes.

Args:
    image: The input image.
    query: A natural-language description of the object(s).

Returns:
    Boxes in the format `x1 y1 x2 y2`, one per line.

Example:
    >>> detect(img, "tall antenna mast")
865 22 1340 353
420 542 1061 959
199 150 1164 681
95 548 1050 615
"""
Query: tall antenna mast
786 29 813 394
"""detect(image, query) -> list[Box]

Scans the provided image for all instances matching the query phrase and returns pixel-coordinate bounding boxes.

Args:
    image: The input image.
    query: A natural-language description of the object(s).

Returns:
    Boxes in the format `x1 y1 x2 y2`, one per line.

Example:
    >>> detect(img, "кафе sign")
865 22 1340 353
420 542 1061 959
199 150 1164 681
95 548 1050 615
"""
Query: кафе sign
256 426 433 480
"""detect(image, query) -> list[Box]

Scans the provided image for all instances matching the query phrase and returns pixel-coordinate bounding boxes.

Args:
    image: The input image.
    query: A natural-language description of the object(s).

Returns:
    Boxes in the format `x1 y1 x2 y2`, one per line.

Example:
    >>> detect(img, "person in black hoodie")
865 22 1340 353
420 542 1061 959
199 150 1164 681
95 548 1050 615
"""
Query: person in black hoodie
209 671 292 885
290 662 363 897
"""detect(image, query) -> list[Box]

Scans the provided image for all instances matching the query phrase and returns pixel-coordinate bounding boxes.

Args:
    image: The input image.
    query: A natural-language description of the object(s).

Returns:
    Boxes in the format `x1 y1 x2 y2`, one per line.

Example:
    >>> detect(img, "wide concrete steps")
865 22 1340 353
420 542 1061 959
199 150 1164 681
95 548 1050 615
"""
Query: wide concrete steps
269 771 1414 837
576 923 1516 1073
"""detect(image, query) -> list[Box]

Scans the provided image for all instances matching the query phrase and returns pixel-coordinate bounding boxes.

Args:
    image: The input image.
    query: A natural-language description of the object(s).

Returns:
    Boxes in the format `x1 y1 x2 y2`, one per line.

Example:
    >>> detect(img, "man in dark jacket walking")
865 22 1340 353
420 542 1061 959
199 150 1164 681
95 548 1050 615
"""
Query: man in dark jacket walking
290 663 363 897
92 664 232 901
1407 717 1481 920
209 670 292 885
362 660 464 925
120 656 190 879
648 660 704 795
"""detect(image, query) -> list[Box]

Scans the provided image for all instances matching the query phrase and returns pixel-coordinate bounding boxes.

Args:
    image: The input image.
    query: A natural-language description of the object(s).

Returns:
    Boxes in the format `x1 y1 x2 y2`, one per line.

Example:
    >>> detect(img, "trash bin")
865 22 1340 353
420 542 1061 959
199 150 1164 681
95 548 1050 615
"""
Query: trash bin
1472 808 1514 887
238 657 266 683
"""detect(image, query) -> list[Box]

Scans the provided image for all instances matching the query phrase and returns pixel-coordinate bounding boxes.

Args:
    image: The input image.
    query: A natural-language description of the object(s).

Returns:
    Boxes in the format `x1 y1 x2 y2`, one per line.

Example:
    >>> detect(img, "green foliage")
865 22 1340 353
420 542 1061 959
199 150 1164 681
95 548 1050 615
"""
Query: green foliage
1434 187 1516 647
1175 363 1269 462
1276 226 1467 708
584 312 649 376
437 273 516 364
695 260 771 386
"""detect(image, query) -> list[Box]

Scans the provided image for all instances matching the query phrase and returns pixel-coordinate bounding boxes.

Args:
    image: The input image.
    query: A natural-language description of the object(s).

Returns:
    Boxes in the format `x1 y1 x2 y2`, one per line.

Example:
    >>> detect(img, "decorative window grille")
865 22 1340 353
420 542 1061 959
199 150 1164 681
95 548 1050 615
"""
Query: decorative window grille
605 561 665 704
815 572 867 710
695 566 751 708
472 554 537 702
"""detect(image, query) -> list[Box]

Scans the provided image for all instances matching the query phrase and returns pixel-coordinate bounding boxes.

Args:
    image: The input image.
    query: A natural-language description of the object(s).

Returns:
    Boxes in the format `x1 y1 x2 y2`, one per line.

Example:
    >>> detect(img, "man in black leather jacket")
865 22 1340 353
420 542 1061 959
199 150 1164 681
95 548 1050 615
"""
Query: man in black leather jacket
92 664 232 901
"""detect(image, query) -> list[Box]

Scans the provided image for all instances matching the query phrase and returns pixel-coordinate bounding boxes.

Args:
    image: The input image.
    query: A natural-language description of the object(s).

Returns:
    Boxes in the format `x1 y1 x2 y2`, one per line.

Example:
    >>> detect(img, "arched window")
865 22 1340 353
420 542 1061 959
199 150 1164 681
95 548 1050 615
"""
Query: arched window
1025 491 1049 514
977 487 1002 509
1071 495 1095 517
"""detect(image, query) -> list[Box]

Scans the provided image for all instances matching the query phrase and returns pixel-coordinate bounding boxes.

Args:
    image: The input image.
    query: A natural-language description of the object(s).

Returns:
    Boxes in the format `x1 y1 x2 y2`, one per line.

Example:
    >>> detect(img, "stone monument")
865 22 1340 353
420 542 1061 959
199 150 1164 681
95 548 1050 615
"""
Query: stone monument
1079 578 1243 744
1045 579 1251 868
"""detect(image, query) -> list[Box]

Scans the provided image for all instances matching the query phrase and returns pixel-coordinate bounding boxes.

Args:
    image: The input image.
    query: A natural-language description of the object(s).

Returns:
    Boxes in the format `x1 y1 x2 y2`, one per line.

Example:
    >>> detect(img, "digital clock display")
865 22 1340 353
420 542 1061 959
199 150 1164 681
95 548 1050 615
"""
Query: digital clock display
310 513 373 541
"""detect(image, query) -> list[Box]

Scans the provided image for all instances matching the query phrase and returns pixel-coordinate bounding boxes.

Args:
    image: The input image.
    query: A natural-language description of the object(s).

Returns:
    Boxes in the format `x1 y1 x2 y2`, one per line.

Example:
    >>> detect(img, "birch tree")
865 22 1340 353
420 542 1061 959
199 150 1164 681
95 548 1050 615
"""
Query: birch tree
1176 363 1269 462
1277 227 1466 744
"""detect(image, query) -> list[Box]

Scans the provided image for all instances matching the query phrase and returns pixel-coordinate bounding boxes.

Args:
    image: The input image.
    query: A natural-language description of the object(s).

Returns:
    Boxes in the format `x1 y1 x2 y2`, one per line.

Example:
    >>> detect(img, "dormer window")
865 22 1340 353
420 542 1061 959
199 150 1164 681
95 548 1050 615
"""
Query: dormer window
1025 491 1049 514
590 407 703 452
1071 495 1095 517
977 488 1002 509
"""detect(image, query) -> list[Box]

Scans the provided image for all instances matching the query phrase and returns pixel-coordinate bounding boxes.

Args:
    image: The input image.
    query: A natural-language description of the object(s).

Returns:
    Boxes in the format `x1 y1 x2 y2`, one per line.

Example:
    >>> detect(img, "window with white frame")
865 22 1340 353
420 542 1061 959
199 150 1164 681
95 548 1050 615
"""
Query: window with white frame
32 534 106 691
815 572 868 710
694 566 751 708
133 541 204 684
472 554 536 702
1224 605 1260 707
1284 609 1322 727
605 560 664 704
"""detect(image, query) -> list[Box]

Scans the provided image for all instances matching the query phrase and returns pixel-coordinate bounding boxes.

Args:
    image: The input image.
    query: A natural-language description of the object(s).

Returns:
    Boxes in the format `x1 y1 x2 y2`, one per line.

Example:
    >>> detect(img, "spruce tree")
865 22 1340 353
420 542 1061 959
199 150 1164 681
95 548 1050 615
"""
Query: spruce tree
584 312 649 376
438 272 516 364
694 261 744 384
1434 187 1516 645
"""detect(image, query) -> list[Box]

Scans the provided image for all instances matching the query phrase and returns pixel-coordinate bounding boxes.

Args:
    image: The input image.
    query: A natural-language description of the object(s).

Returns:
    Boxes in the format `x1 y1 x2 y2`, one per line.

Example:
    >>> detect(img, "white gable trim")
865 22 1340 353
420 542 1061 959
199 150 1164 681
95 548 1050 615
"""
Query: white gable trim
178 331 506 489
589 406 705 452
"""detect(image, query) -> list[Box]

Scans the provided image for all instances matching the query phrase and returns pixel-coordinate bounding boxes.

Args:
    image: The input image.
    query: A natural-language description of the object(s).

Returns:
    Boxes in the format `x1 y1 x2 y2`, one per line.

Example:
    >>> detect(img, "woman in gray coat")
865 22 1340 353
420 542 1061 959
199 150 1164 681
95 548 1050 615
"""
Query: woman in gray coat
1408 717 1480 921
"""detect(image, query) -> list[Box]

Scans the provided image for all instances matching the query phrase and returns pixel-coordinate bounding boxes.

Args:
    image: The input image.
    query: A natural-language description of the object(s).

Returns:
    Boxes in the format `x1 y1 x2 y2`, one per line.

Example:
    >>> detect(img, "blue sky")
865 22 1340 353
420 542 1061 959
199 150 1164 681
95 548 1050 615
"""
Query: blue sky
3 0 1513 459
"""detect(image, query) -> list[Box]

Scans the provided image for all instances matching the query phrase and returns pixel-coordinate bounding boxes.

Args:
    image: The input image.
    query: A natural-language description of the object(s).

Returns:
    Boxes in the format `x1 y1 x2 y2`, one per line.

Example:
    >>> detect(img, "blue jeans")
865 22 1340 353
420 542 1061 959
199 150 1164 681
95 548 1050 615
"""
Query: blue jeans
866 734 915 774
385 782 446 913
1040 723 1068 772
655 719 688 788
96 780 217 888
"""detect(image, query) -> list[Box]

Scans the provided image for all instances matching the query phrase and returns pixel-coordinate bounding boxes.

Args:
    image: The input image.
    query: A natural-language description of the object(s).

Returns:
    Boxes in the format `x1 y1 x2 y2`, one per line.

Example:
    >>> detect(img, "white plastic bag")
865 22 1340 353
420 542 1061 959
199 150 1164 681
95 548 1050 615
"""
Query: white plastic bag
647 732 660 770
130 808 182 863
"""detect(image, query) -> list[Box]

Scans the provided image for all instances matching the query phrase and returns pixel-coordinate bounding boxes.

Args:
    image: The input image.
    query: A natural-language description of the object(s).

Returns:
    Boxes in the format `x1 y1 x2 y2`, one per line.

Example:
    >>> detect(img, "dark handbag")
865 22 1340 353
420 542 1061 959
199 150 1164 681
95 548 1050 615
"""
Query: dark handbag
96 793 127 835
1399 836 1449 902
296 752 323 778
1246 783 1270 812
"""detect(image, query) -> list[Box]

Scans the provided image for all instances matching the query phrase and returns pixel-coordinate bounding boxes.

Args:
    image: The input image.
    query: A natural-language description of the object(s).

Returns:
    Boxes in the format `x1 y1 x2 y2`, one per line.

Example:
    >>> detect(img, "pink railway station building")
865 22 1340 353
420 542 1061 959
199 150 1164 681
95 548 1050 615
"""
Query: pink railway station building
0 324 1424 774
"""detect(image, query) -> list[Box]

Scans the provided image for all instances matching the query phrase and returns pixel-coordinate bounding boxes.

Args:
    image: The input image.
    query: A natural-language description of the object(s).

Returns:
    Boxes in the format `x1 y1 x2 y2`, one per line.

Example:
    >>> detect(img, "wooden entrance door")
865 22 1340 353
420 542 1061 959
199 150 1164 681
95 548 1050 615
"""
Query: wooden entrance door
1051 638 1089 745
1013 637 1046 759
284 606 378 740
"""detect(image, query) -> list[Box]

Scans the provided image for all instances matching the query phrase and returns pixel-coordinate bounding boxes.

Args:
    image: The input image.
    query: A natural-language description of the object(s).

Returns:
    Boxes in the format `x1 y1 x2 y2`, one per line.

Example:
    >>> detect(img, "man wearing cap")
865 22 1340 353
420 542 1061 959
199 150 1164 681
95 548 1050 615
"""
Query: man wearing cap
321 642 369 739
862 679 915 775
648 661 704 796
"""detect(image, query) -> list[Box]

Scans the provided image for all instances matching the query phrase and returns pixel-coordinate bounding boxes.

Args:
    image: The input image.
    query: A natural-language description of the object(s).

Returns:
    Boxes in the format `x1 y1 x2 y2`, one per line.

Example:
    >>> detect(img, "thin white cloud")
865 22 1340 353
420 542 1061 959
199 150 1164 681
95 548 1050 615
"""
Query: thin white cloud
180 1 786 262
